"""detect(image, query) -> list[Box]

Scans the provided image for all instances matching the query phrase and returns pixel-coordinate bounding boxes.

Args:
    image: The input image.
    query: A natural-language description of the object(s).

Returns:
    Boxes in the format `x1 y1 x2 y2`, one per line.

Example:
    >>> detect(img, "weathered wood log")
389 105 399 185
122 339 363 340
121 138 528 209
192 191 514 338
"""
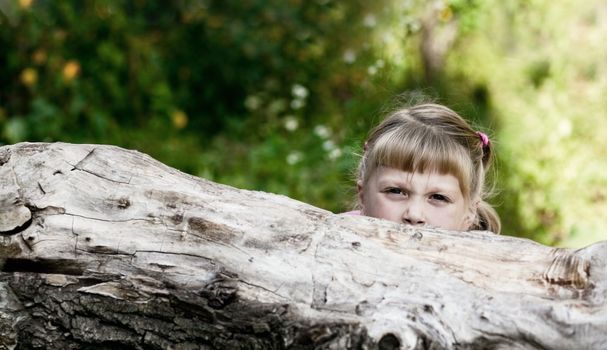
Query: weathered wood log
0 142 606 349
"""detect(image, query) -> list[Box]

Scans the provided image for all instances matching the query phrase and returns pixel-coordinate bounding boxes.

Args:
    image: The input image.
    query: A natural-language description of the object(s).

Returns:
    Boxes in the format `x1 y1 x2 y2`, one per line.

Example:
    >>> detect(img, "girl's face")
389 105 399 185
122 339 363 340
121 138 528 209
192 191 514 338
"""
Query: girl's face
358 166 475 231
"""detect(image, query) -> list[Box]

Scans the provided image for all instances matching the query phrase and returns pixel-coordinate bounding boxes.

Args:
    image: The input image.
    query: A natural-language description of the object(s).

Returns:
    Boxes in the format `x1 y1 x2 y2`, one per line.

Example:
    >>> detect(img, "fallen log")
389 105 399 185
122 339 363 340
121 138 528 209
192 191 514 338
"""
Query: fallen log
0 142 606 349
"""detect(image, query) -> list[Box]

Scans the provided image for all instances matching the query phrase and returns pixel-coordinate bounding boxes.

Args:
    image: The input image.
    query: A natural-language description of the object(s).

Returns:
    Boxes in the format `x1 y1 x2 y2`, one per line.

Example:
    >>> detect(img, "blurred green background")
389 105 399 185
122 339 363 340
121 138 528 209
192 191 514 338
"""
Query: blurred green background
2 0 606 247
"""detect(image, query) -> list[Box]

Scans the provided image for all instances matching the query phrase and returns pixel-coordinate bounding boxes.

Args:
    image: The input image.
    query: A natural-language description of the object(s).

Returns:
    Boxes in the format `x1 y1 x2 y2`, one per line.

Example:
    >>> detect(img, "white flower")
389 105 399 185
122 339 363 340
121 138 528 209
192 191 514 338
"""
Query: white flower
291 84 308 99
284 116 299 132
314 125 331 138
286 152 302 165
368 66 378 75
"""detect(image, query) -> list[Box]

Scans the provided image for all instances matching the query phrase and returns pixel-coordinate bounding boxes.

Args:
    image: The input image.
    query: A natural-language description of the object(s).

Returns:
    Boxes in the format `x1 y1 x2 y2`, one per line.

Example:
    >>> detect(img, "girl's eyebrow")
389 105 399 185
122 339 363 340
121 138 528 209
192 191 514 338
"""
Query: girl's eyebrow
378 179 459 194
376 178 410 186
426 187 458 194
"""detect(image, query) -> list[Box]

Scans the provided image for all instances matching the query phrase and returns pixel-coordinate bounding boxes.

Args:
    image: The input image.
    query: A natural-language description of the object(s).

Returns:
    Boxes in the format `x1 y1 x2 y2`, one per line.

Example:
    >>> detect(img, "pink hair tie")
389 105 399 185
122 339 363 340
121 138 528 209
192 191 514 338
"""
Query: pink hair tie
476 131 489 147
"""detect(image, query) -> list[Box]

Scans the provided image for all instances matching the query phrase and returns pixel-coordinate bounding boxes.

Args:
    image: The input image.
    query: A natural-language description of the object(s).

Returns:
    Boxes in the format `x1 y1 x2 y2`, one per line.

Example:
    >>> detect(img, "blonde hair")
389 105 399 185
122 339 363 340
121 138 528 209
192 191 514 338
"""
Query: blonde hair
357 103 501 233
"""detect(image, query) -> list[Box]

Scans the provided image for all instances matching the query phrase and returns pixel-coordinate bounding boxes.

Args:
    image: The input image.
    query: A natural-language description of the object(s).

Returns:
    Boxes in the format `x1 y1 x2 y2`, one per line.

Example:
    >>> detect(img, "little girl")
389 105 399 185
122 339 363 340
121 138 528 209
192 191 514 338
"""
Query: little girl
352 103 500 233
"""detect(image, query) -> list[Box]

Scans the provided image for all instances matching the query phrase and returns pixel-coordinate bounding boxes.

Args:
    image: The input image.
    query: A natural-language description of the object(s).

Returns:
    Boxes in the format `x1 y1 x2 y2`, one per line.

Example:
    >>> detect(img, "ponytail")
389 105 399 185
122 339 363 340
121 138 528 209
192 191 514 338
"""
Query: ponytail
474 200 501 234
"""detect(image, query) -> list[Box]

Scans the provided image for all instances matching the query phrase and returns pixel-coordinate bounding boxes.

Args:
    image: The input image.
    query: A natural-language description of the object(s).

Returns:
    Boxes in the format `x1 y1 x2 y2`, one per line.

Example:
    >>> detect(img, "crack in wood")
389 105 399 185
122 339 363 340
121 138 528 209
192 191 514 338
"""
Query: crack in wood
238 278 289 300
64 212 151 224
25 204 66 216
0 215 32 237
68 149 132 184
73 148 96 168
70 167 132 184
1 258 86 275
18 234 33 252
133 250 216 263
37 182 46 195
76 247 135 256
10 167 24 196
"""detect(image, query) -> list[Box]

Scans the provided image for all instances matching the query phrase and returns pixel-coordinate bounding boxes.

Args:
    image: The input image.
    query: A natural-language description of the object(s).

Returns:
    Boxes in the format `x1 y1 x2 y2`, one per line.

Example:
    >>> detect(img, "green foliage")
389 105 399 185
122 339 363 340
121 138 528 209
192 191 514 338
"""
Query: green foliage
445 0 607 246
0 0 396 213
2 0 606 247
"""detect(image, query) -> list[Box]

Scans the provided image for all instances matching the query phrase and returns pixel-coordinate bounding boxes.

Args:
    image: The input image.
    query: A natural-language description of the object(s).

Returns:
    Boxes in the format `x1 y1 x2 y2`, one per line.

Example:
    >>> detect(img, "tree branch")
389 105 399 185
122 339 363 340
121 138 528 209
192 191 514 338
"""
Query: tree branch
0 142 606 349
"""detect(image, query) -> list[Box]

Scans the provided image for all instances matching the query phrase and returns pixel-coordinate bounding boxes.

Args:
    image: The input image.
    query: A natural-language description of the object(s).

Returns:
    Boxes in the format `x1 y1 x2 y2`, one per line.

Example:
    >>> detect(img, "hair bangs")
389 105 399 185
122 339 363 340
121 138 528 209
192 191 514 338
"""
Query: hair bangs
371 126 473 196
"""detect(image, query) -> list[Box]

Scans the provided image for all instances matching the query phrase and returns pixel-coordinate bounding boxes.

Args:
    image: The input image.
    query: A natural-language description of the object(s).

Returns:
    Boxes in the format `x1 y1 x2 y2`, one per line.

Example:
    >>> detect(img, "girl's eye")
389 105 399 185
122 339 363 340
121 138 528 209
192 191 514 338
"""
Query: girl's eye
430 194 450 202
385 187 404 195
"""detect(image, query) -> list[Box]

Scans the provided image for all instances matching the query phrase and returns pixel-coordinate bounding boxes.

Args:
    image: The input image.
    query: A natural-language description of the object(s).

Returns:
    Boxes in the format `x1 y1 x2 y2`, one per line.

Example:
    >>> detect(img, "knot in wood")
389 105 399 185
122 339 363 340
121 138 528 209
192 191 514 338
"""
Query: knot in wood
378 333 400 350
544 249 590 290
411 231 423 241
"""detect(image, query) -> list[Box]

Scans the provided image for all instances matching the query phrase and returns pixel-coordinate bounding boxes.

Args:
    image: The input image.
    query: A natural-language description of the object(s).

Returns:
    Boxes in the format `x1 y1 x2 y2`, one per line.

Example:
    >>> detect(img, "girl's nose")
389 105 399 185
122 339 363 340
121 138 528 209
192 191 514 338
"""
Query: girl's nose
402 200 425 226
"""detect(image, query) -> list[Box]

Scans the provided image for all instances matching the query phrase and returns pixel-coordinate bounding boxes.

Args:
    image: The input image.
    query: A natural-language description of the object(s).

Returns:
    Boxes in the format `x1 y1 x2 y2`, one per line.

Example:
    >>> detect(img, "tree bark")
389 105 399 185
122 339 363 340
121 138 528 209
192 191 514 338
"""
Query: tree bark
0 142 606 350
